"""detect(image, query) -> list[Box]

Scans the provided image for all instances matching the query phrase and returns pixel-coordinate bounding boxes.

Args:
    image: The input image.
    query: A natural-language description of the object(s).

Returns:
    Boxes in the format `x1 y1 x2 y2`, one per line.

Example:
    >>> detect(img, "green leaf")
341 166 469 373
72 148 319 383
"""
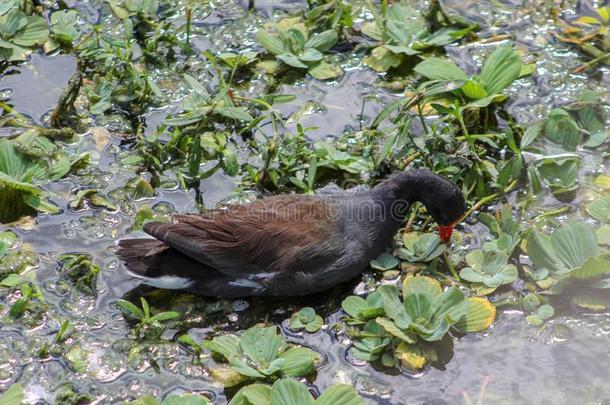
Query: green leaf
526 231 567 274
299 48 323 62
203 334 240 359
183 74 211 103
0 383 24 405
536 304 554 320
453 297 496 332
551 222 599 269
1 274 22 288
414 57 467 81
459 248 518 288
230 384 271 405
0 230 17 256
162 394 210 405
479 46 522 94
316 385 365 405
0 9 27 37
277 53 309 68
402 276 442 298
228 358 266 379
149 311 180 322
363 46 403 72
307 61 343 80
341 296 368 318
586 196 610 223
370 252 399 271
597 225 610 245
240 326 283 366
377 285 410 328
461 79 487 99
271 379 314 405
278 347 319 377
569 256 610 279
572 295 610 311
543 109 581 150
374 317 414 343
398 232 445 262
12 15 49 47
383 44 419 55
521 122 542 148
304 30 337 52
116 299 144 320
50 10 80 45
215 107 253 122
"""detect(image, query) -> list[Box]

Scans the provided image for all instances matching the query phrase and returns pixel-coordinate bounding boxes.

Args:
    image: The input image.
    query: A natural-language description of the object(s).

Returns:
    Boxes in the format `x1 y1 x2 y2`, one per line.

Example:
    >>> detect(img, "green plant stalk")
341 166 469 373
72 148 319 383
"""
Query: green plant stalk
442 251 460 281
417 101 429 135
462 179 519 220
533 205 570 220
186 7 192 45
574 50 610 72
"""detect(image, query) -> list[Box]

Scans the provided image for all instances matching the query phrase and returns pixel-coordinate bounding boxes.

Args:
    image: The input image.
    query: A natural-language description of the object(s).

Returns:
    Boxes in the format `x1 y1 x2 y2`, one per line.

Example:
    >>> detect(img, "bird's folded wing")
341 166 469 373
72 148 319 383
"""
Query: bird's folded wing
143 196 338 277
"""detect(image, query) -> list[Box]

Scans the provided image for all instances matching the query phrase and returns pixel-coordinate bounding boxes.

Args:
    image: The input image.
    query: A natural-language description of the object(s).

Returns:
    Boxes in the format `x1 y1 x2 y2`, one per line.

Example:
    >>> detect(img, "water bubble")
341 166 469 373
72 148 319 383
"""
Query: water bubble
232 300 249 312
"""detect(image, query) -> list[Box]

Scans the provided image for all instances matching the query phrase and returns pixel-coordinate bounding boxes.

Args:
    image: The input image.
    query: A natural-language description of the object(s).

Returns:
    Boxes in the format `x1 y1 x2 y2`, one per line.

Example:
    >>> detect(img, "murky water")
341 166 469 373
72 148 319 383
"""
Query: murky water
1 0 609 404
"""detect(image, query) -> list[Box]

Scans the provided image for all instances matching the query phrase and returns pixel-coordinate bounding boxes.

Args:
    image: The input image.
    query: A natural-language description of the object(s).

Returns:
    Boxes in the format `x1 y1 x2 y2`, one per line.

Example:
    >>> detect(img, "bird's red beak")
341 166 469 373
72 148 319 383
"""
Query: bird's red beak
438 225 454 243
437 218 461 243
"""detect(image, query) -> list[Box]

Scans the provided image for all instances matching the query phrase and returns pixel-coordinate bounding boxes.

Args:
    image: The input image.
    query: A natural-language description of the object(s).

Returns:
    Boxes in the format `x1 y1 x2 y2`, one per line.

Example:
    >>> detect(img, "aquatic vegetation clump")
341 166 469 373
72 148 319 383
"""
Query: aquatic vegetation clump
459 248 518 290
345 276 495 370
116 297 180 339
203 325 320 387
57 254 101 295
397 232 445 262
256 18 343 80
0 2 48 62
0 132 88 223
229 378 364 405
362 2 476 72
288 307 324 333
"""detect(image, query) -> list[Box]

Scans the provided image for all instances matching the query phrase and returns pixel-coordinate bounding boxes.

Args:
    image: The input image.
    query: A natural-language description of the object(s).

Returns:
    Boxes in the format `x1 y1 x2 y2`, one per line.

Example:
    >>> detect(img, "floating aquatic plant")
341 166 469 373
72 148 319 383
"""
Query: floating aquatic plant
256 18 343 80
528 154 581 200
0 273 46 319
521 294 554 326
370 252 399 271
107 0 159 20
397 232 445 262
587 196 610 223
288 307 324 333
0 139 59 222
347 276 495 370
46 10 80 51
526 221 610 292
361 2 476 72
229 378 364 405
341 291 385 325
478 206 521 256
0 383 23 405
414 46 523 110
203 325 320 387
522 93 608 150
57 254 100 295
459 247 518 290
116 297 180 339
0 2 49 62
125 393 210 405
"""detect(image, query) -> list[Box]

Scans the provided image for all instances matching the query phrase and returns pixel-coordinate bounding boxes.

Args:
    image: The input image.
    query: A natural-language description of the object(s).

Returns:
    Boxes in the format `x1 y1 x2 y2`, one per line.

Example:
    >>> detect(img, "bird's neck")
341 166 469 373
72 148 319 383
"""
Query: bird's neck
371 170 430 205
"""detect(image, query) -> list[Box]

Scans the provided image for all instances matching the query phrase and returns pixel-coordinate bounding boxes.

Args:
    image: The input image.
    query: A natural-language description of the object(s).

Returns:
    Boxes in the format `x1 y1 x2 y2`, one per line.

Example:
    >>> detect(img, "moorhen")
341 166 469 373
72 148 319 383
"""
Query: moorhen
118 169 466 298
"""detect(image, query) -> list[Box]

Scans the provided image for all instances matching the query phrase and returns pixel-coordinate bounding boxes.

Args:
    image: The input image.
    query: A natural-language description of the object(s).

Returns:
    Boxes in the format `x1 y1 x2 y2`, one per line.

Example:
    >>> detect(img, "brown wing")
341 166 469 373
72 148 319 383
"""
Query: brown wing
143 195 340 277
